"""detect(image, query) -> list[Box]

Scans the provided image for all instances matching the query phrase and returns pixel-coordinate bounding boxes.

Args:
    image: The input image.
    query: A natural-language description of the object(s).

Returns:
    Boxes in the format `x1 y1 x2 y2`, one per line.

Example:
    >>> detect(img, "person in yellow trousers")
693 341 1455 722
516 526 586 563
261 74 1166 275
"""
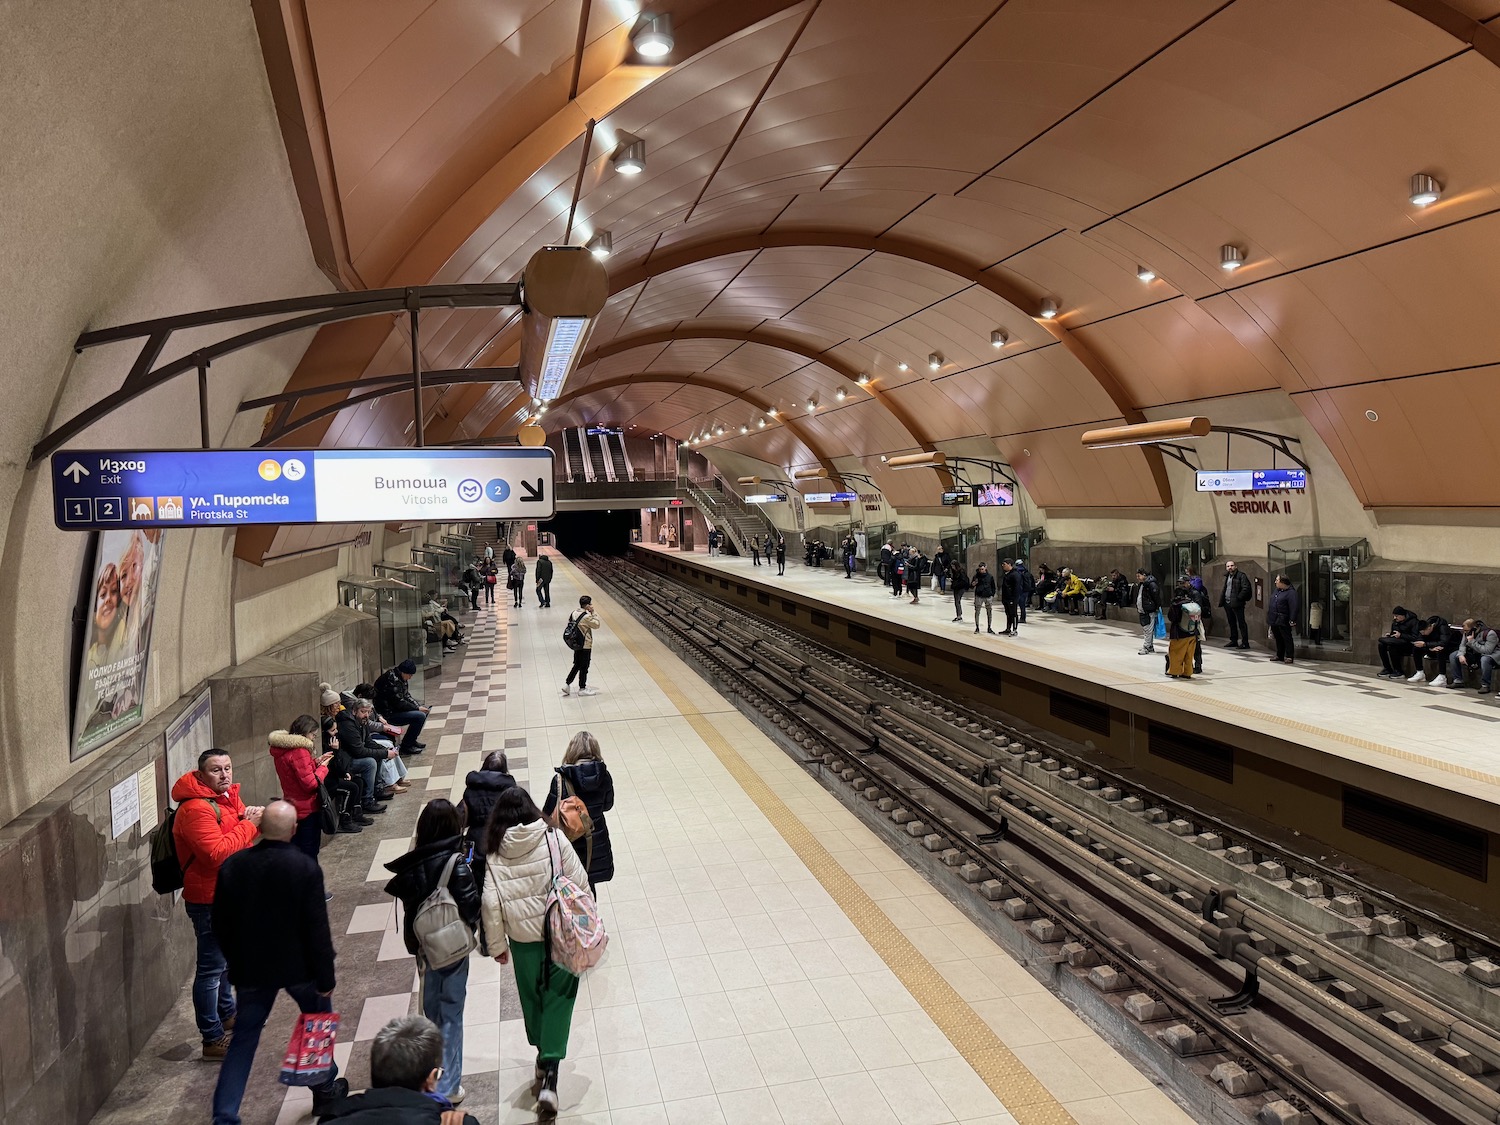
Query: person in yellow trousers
480 788 590 1119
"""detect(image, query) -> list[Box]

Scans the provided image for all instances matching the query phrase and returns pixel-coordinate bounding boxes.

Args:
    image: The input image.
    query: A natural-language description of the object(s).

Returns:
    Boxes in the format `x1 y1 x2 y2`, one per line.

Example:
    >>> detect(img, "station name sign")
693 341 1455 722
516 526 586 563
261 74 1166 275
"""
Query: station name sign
51 448 556 530
1195 468 1307 493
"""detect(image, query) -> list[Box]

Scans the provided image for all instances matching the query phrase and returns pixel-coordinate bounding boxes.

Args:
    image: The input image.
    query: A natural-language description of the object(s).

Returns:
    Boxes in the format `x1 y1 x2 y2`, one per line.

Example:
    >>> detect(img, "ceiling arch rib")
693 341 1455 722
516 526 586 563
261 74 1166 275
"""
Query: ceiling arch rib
536 372 843 485
578 325 956 488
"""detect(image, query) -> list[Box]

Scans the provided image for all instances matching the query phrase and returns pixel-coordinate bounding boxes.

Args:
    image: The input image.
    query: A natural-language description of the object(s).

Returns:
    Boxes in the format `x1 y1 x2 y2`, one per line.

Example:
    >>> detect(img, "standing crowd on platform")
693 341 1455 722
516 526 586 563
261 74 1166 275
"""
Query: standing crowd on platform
162 551 615 1123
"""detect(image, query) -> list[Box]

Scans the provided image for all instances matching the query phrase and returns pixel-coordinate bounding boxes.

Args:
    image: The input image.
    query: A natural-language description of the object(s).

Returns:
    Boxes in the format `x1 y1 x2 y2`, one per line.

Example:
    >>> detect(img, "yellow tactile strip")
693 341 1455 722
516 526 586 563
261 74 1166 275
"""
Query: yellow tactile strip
603 596 1079 1124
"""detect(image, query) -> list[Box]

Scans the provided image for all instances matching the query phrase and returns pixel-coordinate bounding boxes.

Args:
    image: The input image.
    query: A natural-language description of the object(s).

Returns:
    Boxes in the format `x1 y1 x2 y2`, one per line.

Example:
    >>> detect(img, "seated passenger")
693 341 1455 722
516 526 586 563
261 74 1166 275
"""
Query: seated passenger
1447 619 1499 693
321 715 372 833
1034 565 1058 610
319 1015 479 1125
1058 569 1087 615
341 695 410 797
373 661 429 755
1408 614 1452 685
1376 607 1421 678
422 593 459 653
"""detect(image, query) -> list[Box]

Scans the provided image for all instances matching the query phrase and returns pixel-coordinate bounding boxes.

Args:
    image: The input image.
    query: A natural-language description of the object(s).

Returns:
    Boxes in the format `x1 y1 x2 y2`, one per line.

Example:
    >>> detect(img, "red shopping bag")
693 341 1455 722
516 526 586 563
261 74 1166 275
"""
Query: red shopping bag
279 1011 341 1087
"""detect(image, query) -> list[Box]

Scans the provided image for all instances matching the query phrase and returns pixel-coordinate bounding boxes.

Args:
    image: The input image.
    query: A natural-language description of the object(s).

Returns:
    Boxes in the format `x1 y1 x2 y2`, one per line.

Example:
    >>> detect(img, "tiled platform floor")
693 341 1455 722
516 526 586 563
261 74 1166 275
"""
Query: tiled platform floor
638 542 1500 811
91 551 1194 1125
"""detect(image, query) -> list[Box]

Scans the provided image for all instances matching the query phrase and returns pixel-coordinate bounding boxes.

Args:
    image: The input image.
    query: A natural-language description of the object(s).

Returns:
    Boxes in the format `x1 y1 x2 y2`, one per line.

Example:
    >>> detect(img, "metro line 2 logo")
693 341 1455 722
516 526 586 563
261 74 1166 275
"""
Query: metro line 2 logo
456 479 483 503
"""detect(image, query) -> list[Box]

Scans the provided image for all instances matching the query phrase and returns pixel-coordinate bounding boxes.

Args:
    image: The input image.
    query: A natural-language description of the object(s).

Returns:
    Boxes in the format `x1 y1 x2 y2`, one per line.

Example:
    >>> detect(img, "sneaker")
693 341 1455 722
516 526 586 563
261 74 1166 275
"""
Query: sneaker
1430 675 1447 688
1482 685 1494 695
202 1034 232 1060
579 687 599 696
451 1086 466 1106
531 1062 546 1098
1447 681 1467 690
336 819 364 834
362 803 387 815
1138 648 1154 655
1407 671 1427 683
538 1065 559 1114
952 617 961 622
325 891 334 902
560 685 571 696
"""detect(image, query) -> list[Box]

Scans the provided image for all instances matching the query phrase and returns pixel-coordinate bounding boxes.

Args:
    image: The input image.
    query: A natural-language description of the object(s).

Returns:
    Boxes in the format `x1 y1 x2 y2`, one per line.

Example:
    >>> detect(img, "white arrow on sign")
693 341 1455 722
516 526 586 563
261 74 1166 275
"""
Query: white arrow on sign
63 461 89 483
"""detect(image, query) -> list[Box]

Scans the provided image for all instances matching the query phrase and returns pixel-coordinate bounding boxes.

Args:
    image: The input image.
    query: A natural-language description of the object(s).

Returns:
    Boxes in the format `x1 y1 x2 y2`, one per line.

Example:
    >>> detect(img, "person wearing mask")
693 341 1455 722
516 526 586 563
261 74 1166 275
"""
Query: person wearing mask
905 550 925 604
170 750 264 1059
535 553 554 608
509 556 528 608
320 715 373 834
1218 561 1253 649
931 546 950 594
320 1016 479 1125
1013 558 1035 624
560 596 603 697
971 563 997 635
268 715 333 862
775 534 786 576
541 730 615 891
459 751 516 867
1000 559 1021 636
338 695 408 801
209 800 343 1125
1448 619 1500 693
481 789 592 1117
1132 568 1160 656
1409 613 1453 684
373 660 430 755
383 800 481 1108
1267 575 1300 664
949 559 970 622
1376 606 1422 678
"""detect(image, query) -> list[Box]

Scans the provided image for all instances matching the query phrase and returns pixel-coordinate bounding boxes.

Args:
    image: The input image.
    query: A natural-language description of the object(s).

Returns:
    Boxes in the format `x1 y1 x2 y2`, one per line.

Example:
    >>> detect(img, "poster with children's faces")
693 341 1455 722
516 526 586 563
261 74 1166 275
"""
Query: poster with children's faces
72 529 164 759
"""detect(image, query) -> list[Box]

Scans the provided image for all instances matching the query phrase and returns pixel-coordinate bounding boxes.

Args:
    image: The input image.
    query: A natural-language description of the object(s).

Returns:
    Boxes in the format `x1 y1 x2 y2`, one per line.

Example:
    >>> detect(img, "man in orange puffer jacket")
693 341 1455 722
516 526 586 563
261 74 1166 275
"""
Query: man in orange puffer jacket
171 749 263 1059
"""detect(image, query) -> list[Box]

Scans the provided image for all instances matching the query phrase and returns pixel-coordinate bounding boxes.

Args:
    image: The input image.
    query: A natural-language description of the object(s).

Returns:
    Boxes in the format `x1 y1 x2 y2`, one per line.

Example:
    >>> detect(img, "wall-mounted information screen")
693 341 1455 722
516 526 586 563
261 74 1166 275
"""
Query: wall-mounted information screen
974 483 1014 506
1195 468 1307 492
940 490 972 505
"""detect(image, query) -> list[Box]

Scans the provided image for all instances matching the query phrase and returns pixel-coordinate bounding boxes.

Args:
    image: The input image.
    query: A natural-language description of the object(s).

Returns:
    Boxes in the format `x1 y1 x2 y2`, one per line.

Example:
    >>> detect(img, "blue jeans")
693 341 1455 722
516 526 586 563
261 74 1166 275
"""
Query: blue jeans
421 958 469 1099
211 981 336 1125
347 756 377 801
186 901 234 1043
386 709 426 752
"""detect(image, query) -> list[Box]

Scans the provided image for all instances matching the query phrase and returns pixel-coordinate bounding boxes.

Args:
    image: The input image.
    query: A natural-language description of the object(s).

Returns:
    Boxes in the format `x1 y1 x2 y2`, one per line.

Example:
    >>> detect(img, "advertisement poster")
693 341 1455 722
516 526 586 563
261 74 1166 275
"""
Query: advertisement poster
72 529 164 759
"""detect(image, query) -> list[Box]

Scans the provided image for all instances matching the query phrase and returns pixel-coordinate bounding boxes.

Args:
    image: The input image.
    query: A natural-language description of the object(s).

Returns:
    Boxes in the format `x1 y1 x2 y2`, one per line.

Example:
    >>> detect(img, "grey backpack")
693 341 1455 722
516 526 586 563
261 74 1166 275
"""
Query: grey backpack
411 854 478 970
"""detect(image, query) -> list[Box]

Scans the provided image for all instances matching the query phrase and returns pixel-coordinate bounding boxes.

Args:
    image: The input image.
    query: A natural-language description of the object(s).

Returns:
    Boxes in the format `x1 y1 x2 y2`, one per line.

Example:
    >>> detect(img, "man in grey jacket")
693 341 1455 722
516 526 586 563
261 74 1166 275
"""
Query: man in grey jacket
1447 618 1499 693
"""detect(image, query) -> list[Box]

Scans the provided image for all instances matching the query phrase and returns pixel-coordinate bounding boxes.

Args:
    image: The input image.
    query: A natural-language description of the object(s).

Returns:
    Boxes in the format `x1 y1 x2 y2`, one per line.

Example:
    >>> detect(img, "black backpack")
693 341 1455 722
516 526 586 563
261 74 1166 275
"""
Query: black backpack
563 612 587 651
148 797 219 894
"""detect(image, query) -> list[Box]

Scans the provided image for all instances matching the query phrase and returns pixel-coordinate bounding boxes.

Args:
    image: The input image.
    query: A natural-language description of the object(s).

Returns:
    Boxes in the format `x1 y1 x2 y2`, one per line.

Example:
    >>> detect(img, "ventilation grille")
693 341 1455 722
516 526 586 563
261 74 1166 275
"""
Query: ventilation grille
1049 690 1110 736
848 623 871 645
720 579 729 590
1149 723 1234 784
959 659 1001 695
895 639 926 666
781 599 797 615
757 592 771 606
1343 787 1488 881
810 611 830 629
690 568 700 579
737 585 747 597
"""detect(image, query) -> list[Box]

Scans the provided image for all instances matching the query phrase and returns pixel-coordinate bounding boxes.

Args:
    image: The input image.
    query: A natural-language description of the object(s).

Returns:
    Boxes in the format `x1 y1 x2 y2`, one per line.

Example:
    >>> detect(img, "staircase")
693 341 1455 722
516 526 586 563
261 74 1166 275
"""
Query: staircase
564 428 589 482
683 477 778 558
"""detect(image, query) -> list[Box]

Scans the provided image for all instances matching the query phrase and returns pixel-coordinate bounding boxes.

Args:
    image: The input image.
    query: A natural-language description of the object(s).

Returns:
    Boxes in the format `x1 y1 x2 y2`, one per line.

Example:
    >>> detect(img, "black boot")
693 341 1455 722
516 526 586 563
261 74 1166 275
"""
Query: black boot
336 817 362 834
537 1062 559 1117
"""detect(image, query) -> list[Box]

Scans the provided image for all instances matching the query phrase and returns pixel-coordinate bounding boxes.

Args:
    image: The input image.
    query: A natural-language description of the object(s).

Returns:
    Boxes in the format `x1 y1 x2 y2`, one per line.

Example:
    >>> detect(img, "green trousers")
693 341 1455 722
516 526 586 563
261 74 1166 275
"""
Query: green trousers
509 939 579 1062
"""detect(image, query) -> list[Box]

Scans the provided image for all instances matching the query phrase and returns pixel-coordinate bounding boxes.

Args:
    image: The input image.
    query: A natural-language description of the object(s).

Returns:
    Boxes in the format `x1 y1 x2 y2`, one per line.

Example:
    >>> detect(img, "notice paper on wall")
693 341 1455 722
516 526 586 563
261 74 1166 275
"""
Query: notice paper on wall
136 765 158 834
110 773 140 839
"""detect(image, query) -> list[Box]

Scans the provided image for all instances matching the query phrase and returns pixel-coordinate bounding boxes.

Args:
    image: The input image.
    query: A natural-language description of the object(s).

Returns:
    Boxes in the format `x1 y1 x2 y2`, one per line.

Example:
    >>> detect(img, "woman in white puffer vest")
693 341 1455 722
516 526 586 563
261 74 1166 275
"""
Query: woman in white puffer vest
480 787 589 1118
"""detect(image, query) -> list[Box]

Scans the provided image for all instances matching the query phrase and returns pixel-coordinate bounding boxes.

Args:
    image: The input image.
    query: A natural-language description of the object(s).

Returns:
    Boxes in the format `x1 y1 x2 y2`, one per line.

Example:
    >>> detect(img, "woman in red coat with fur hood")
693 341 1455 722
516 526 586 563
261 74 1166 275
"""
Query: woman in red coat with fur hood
270 714 332 861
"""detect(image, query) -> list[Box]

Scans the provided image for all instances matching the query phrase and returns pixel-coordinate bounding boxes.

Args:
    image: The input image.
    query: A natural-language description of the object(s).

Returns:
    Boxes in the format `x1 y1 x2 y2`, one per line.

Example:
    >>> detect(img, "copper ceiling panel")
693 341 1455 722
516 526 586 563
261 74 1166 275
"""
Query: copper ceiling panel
936 344 1118 437
1230 211 1500 390
768 189 934 236
836 0 1221 191
306 0 431 106
648 195 798 256
863 284 1051 375
989 0 1460 218
716 425 805 470
858 456 944 510
1091 53 1500 287
620 251 759 330
696 246 867 320
880 378 992 443
648 340 745 371
802 398 918 456
1295 366 1500 507
1000 231 1175 325
703 0 1001 204
577 349 666 386
997 421 1167 510
704 342 808 383
590 282 647 346
887 195 1063 271
658 383 739 415
778 253 968 341
1071 296 1285 408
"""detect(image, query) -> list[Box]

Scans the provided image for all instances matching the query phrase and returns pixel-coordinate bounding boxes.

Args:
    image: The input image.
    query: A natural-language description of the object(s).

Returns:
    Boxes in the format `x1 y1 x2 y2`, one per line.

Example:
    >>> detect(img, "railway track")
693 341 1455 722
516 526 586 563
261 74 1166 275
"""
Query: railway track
584 551 1500 1125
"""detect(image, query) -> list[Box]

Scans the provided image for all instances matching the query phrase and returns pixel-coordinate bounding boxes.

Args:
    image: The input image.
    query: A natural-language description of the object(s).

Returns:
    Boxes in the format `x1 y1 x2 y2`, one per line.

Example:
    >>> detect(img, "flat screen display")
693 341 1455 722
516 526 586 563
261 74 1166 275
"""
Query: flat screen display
941 490 972 505
974 483 1014 506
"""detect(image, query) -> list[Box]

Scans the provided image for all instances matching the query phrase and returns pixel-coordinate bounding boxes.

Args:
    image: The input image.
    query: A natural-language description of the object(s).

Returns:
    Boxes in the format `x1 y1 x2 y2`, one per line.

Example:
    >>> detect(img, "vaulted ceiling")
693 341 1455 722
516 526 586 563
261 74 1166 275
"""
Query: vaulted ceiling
253 0 1500 511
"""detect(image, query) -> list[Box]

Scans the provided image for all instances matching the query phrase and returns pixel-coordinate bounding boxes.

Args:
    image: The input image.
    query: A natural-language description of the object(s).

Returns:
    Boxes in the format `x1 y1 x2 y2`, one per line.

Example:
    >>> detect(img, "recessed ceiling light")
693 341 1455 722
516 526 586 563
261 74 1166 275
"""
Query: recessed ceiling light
586 230 613 259
714 425 725 436
631 13 674 59
1365 409 1379 422
835 387 847 401
1219 244 1245 272
739 424 748 434
1038 298 1059 320
766 406 778 418
991 329 1008 348
612 138 646 176
896 361 909 372
806 400 817 412
1409 172 1442 207
757 418 766 428
927 353 943 371
1136 266 1156 282
856 372 870 386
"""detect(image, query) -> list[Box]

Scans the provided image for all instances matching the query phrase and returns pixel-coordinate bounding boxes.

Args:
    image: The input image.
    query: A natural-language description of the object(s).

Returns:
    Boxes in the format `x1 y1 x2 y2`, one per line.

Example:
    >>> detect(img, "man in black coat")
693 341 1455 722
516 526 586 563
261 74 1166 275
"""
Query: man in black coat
1218 560 1253 649
211 801 343 1125
1000 559 1021 636
1377 606 1422 678
373 660 428 754
534 554 554 607
971 563 997 634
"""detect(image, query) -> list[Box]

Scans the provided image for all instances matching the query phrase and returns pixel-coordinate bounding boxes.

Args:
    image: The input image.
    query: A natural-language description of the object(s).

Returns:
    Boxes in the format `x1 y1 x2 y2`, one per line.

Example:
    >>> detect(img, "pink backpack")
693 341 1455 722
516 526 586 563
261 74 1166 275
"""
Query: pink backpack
544 829 608 974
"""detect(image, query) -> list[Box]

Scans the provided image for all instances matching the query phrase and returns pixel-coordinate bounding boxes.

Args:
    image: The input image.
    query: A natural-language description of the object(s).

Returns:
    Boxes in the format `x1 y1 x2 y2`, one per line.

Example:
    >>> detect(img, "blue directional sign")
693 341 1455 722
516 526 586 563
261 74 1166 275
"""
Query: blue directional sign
804 492 858 504
1195 468 1308 493
51 448 556 530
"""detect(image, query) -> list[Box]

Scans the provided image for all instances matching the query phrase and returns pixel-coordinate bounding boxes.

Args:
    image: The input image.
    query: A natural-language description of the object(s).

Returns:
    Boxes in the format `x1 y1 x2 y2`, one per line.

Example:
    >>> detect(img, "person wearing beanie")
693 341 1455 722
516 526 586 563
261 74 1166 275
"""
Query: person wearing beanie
1377 606 1422 678
373 660 429 754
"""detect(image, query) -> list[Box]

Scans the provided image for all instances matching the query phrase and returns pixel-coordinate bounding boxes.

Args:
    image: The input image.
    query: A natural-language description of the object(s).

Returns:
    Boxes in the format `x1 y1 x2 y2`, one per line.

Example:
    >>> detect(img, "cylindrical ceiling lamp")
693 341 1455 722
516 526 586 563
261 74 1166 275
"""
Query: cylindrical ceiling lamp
1219 244 1245 272
1080 416 1212 449
886 451 948 470
793 467 829 480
